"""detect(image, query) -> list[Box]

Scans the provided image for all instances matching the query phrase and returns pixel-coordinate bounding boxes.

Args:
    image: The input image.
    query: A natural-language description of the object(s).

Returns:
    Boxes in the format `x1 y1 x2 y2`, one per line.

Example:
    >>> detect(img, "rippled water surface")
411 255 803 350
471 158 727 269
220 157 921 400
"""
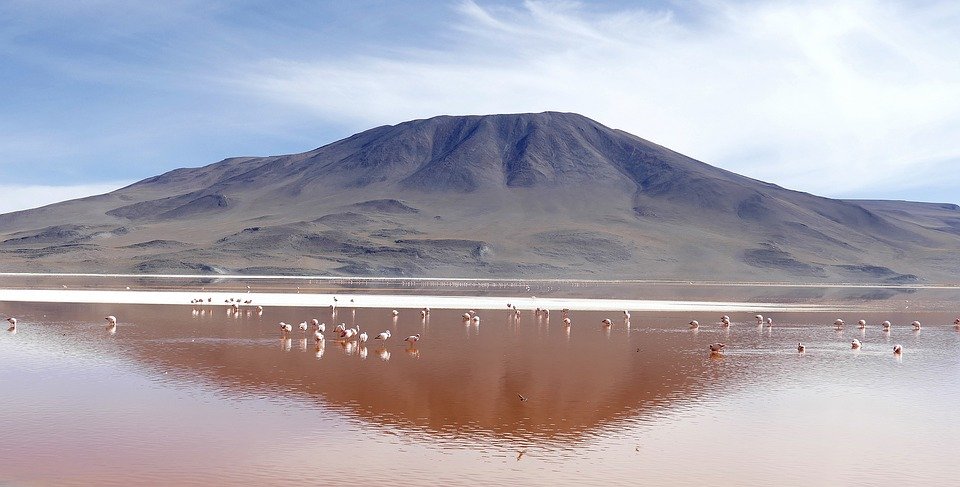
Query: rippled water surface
1 300 959 486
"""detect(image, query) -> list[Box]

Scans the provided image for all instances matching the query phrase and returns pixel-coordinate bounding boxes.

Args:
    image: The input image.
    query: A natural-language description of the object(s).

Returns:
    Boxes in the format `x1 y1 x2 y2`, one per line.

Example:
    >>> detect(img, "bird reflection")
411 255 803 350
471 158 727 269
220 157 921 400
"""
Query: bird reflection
377 348 391 361
314 343 325 360
406 345 420 359
340 341 358 356
281 338 292 352
358 346 368 360
299 338 308 351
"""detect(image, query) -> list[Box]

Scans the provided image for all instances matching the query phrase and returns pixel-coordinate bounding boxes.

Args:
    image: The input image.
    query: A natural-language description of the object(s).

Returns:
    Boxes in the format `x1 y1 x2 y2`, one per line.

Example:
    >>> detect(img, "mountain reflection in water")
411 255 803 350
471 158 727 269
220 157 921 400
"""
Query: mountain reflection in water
1 301 959 486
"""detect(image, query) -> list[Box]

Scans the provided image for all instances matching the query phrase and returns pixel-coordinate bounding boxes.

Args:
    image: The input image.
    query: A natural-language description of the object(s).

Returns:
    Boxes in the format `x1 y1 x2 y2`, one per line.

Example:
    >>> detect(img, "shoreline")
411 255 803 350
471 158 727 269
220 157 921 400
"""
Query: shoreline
1 272 958 289
0 288 840 312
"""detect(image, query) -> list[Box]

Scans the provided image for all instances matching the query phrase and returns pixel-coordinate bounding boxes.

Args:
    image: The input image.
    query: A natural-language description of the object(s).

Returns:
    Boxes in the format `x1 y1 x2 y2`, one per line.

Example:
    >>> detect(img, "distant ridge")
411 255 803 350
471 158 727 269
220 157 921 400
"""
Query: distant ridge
1 111 959 283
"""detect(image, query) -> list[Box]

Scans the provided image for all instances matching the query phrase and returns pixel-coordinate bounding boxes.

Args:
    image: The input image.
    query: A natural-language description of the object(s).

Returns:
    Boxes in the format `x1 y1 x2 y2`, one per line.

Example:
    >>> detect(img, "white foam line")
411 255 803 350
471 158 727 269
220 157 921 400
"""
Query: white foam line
0 288 835 313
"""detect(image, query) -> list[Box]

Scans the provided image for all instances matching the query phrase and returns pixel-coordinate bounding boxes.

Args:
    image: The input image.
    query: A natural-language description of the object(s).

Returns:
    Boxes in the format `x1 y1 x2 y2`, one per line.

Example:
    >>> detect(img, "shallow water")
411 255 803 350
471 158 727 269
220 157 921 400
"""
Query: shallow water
1 301 959 486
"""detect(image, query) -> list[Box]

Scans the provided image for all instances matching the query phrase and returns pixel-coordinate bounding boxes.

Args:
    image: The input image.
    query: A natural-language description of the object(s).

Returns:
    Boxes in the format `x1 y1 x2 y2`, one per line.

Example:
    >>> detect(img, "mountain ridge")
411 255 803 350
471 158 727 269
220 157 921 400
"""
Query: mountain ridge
1 111 958 282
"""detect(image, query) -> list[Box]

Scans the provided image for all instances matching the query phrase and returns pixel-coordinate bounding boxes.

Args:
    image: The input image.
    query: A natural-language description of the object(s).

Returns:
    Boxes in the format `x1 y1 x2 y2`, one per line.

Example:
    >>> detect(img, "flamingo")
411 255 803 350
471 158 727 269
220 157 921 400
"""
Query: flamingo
562 317 572 326
689 320 699 329
7 317 17 331
765 317 773 327
755 314 764 325
834 319 845 330
341 326 358 340
857 319 866 329
462 312 472 321
358 330 368 345
720 315 731 327
912 321 922 331
105 315 117 332
374 330 391 341
404 333 421 344
314 330 324 342
797 342 805 352
709 343 725 354
623 310 631 320
311 319 325 333
471 315 480 325
601 318 612 326
882 320 891 331
392 310 399 317
851 339 862 349
298 321 309 332
954 318 960 325
893 344 903 355
279 322 292 333
334 323 346 334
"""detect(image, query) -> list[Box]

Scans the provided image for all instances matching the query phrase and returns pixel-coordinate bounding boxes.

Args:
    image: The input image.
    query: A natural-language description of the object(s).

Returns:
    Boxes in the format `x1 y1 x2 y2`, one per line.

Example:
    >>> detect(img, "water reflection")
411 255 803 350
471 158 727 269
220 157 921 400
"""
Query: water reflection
3 302 960 486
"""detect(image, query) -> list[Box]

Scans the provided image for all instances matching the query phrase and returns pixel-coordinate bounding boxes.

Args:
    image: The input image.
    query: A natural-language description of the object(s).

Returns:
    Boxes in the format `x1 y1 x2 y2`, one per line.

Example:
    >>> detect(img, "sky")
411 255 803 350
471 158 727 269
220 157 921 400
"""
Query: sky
1 0 958 213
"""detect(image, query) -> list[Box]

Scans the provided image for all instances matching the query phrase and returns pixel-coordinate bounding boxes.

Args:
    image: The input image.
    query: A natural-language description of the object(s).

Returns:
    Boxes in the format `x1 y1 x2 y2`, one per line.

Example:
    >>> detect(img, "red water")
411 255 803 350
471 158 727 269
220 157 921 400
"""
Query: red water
1 301 958 485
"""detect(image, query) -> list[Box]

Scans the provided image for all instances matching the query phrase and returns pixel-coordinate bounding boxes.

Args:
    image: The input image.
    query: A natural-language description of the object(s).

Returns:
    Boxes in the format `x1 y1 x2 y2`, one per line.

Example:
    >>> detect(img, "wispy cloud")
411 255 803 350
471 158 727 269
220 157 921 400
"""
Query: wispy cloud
234 0 960 202
1 1 957 204
0 182 133 214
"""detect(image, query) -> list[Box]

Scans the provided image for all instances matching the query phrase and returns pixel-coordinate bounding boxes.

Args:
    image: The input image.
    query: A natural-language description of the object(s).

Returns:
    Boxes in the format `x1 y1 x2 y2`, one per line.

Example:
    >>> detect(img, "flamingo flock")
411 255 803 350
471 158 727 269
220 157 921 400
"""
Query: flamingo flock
688 314 943 357
7 296 957 366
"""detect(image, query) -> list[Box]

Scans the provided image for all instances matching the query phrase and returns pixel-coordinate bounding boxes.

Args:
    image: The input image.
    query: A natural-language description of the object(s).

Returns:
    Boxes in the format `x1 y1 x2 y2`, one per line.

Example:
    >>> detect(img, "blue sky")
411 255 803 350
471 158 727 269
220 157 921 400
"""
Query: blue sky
1 0 958 212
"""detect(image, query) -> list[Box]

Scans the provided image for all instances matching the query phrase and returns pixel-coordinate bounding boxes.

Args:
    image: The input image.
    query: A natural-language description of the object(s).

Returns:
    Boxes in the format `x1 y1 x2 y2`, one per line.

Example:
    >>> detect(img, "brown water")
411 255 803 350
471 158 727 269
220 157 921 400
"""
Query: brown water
1 302 959 486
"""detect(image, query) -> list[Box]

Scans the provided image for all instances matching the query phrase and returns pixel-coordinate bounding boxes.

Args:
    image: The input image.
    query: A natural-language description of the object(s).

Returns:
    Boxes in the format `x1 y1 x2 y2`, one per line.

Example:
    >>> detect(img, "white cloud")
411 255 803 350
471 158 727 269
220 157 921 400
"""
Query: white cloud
0 182 133 214
231 0 960 202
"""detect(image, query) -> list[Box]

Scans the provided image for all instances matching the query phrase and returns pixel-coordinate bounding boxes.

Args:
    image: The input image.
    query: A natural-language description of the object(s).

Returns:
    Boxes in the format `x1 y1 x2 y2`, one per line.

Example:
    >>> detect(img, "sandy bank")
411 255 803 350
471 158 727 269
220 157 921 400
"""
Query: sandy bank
0 288 836 312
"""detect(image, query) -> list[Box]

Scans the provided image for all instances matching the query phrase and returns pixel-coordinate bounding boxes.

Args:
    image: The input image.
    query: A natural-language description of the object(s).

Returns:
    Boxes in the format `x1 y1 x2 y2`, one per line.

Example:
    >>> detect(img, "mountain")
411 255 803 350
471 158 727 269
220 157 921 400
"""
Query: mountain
2 111 959 282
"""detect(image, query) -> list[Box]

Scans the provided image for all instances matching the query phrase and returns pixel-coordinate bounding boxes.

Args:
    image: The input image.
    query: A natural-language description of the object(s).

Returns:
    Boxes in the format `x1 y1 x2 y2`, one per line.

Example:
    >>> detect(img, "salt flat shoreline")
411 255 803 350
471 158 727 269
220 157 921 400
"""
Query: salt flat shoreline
0 288 837 312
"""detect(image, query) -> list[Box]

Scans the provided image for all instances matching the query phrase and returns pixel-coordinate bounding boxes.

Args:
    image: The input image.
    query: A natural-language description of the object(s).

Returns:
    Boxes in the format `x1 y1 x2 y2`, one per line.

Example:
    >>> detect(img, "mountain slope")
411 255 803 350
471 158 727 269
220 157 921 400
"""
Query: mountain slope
1 112 959 282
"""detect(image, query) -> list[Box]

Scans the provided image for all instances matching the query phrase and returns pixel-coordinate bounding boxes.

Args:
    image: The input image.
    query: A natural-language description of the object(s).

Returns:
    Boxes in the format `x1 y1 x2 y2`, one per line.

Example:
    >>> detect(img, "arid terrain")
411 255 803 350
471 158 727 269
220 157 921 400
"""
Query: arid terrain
2 112 959 282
